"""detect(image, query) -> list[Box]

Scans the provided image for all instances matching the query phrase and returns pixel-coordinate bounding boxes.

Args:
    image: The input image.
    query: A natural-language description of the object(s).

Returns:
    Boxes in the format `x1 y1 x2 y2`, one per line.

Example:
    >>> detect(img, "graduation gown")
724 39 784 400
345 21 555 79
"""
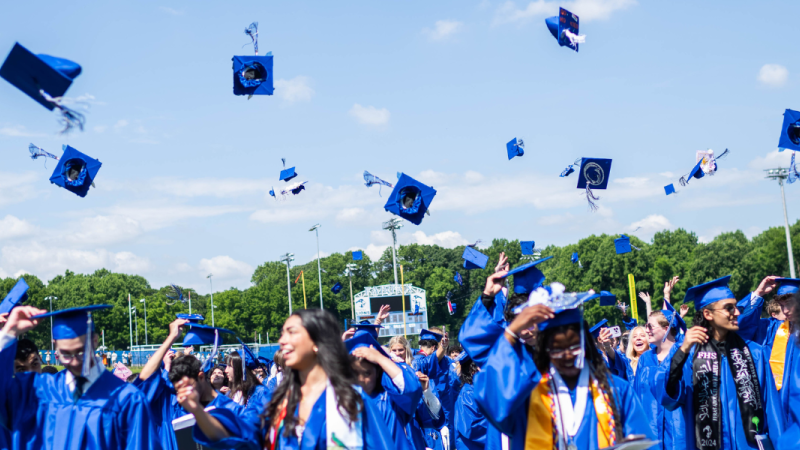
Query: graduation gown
368 365 422 450
413 381 447 450
473 334 653 450
0 339 161 450
633 345 686 450
455 383 487 450
413 351 460 448
660 339 785 449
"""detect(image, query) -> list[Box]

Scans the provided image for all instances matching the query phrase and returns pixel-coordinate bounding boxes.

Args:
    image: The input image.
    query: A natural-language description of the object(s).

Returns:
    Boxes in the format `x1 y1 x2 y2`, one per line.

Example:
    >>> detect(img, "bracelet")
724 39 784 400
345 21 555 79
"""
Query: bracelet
504 327 519 340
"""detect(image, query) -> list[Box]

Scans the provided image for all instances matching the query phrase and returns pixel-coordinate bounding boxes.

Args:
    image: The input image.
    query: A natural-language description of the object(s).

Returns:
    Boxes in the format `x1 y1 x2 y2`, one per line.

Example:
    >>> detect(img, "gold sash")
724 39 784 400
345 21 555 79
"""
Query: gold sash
525 373 615 449
769 320 790 390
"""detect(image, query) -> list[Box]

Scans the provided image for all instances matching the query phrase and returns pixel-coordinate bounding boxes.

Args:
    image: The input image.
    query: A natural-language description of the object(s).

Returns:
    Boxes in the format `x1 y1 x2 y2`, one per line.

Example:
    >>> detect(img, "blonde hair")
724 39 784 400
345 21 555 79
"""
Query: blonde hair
625 326 648 374
387 335 414 365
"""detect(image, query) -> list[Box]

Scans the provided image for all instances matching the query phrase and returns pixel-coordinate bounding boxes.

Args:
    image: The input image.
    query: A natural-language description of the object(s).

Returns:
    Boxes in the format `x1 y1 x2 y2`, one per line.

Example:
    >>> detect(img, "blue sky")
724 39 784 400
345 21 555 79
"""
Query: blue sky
0 0 797 292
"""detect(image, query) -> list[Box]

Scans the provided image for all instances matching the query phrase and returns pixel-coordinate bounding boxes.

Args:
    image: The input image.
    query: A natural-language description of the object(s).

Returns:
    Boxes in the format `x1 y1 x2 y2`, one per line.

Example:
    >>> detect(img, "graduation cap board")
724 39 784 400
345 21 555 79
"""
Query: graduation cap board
352 251 363 261
0 277 29 315
454 272 463 286
0 42 85 133
779 109 800 152
545 8 584 52
383 173 437 225
599 291 616 307
664 184 676 195
589 319 608 339
331 282 343 294
49 145 101 198
352 320 382 340
678 149 730 187
279 167 297 182
614 235 636 254
776 278 800 296
577 158 611 210
500 256 554 294
521 241 535 256
462 247 488 270
506 138 524 160
684 275 735 310
232 22 273 96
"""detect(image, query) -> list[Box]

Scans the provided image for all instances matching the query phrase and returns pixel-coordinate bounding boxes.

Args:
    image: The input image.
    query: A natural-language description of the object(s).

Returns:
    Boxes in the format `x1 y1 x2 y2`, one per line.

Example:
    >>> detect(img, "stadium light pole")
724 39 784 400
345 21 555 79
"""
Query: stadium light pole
280 253 295 315
45 296 57 354
127 294 133 352
309 224 324 309
765 167 797 278
139 298 148 345
382 218 403 285
207 274 215 327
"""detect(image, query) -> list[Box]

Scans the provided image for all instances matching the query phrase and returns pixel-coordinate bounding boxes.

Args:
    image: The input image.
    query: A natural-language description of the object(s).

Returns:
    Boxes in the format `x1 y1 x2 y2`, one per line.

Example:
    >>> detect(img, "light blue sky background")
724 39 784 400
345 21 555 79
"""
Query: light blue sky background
0 0 797 292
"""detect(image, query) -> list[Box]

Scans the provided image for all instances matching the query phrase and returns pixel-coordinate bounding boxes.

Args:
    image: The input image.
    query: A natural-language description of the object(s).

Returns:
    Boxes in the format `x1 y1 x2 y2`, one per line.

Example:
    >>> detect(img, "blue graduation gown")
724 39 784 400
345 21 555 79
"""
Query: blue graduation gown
780 343 800 430
0 340 161 450
368 365 422 450
413 383 446 450
473 334 654 450
661 339 785 449
133 366 259 450
633 345 686 450
413 351 460 447
455 383 487 450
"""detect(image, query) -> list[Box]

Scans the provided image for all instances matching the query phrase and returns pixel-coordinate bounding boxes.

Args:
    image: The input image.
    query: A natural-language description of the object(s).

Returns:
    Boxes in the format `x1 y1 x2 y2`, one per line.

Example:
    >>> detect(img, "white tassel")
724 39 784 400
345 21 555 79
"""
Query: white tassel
563 30 586 46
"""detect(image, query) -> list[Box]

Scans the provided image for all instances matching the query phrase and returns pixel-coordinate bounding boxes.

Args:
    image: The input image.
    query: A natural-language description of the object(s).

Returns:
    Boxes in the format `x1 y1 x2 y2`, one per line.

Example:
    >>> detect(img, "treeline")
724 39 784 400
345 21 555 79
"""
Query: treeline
3 220 799 351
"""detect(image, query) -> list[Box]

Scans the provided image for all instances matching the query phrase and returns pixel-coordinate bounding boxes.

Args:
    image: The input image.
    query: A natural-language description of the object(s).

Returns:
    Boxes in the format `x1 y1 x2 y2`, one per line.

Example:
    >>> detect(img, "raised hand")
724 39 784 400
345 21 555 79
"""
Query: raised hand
664 276 680 302
2 306 47 337
494 252 509 273
168 319 190 339
507 304 554 342
341 328 355 341
175 377 202 414
680 326 708 353
351 345 386 365
638 292 651 305
374 305 391 325
679 304 690 318
754 276 779 298
416 371 429 391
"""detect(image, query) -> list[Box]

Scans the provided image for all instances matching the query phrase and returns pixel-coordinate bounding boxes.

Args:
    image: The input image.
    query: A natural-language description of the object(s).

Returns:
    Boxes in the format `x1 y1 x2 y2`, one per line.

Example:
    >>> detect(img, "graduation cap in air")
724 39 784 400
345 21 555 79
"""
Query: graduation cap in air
614 235 640 254
454 272 463 286
775 278 800 296
571 252 579 264
0 42 85 133
664 184 676 195
598 291 616 307
331 282 343 294
352 251 363 261
384 173 437 225
33 304 112 376
678 149 730 186
561 157 581 177
49 145 101 198
233 22 274 96
176 313 204 324
545 8 585 52
684 275 734 310
521 241 535 256
462 247 489 270
577 158 611 211
279 158 298 182
352 320 382 340
419 328 444 342
778 109 800 152
345 332 391 360
500 256 554 295
364 171 393 196
589 319 609 339
447 294 456 315
0 277 29 315
507 137 524 160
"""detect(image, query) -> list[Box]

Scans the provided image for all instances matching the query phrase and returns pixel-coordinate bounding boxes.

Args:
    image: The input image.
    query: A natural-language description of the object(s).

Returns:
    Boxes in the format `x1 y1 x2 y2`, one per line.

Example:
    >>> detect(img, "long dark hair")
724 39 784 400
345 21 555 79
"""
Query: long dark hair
459 358 478 385
534 321 624 443
262 309 363 437
226 351 259 405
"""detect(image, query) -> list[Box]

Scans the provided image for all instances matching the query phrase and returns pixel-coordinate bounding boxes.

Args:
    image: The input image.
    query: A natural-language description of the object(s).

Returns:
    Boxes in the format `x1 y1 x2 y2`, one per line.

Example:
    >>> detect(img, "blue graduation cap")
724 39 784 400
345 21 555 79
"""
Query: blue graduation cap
0 43 85 132
279 167 297 182
419 328 444 342
661 302 687 339
521 241 535 256
680 160 705 186
455 351 471 364
506 137 524 160
571 252 579 264
49 145 101 198
684 275 734 310
545 8 584 52
353 251 363 261
462 247 489 270
539 308 584 332
232 53 274 96
182 323 236 346
599 291 616 307
500 256 554 295
353 320 382 340
345 332 391 360
176 313 204 323
0 277 29 315
664 184 676 195
383 173 437 225
614 235 632 254
454 271 463 286
331 282 343 294
775 278 800 296
577 158 611 210
589 319 609 339
778 109 800 152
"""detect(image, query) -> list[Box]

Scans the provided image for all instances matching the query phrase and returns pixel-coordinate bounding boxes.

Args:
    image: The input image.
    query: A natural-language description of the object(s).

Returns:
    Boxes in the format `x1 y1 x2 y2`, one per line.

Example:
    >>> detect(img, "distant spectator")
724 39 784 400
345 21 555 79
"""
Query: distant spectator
44 351 51 365
111 351 117 365
14 338 42 373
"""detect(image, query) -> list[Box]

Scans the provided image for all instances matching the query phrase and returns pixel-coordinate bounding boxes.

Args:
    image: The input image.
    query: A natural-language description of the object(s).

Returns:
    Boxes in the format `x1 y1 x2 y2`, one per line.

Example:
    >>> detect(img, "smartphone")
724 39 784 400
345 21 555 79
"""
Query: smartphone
609 326 622 338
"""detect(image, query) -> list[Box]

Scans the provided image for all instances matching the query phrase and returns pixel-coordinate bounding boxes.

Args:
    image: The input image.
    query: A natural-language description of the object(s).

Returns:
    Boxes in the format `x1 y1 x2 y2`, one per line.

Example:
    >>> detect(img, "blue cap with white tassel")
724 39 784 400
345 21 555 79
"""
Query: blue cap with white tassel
545 8 585 52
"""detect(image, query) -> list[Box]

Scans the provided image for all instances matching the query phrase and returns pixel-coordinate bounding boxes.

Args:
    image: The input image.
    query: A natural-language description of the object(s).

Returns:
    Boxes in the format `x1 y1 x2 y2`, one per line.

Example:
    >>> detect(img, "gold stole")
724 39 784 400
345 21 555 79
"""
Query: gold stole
524 374 614 449
769 320 790 390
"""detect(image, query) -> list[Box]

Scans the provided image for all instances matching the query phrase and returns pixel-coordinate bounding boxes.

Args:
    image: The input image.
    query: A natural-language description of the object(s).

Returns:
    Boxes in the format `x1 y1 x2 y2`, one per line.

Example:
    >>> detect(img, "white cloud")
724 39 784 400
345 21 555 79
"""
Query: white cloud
198 256 254 281
93 125 107 133
159 6 184 15
148 177 269 198
105 204 251 231
274 76 315 104
0 216 36 240
0 172 39 207
748 149 793 170
493 0 636 26
364 244 389 260
757 64 789 88
411 230 469 248
0 125 45 138
113 120 129 131
626 214 673 235
424 20 464 41
66 215 145 246
350 104 390 126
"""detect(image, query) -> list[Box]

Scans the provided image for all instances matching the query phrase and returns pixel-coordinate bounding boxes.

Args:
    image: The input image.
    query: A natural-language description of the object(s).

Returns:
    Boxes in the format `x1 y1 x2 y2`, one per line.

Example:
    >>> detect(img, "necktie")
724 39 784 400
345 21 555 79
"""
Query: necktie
73 376 88 403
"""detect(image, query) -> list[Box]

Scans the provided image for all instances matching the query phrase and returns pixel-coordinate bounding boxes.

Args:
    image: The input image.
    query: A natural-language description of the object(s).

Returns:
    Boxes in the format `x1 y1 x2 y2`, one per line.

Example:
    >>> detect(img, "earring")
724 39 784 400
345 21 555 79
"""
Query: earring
313 347 318 353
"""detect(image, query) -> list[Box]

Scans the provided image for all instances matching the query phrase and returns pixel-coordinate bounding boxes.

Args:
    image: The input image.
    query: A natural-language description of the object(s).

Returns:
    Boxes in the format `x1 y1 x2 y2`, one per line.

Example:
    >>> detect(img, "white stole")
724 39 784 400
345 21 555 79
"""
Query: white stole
325 381 364 449
549 365 590 448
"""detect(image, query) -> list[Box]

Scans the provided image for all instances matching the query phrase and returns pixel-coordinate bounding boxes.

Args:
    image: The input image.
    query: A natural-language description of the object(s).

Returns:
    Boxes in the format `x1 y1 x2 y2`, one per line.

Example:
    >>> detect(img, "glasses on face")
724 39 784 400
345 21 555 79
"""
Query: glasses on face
709 304 740 316
645 323 663 332
547 344 582 360
58 351 85 363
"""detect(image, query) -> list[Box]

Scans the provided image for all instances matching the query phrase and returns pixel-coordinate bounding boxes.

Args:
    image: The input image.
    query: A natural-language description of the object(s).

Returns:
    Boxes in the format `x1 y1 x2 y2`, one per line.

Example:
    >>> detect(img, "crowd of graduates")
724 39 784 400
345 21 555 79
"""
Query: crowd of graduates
0 250 799 450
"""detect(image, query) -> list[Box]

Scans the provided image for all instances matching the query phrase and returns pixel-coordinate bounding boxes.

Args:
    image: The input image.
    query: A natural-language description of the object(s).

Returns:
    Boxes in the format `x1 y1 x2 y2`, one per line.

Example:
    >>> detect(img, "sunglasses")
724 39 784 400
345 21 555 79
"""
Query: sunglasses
547 344 582 360
709 304 741 315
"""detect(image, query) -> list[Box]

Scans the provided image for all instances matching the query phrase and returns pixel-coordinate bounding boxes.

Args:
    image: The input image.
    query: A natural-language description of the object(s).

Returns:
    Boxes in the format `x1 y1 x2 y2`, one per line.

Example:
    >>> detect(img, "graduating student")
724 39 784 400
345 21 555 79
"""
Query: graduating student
224 348 268 407
776 294 800 447
0 305 161 449
473 283 654 450
633 308 687 449
14 338 43 373
134 318 259 450
346 332 422 450
662 276 784 449
453 352 487 450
